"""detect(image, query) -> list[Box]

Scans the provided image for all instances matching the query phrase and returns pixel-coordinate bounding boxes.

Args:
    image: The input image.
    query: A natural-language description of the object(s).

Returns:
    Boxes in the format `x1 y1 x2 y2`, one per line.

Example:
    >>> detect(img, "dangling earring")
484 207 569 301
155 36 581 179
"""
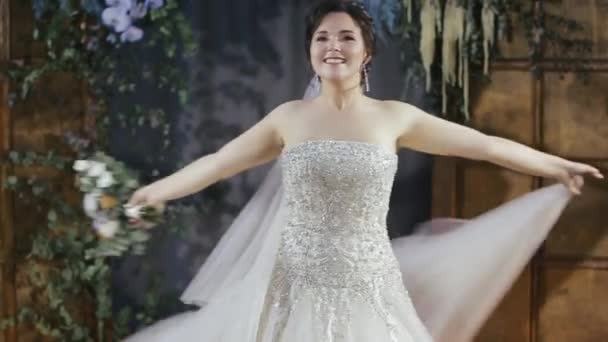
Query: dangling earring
362 65 370 92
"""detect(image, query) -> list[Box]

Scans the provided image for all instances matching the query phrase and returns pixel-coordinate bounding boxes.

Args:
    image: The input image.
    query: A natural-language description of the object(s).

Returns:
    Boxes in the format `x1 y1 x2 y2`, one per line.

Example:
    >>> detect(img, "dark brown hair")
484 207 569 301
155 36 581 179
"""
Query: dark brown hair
305 0 376 67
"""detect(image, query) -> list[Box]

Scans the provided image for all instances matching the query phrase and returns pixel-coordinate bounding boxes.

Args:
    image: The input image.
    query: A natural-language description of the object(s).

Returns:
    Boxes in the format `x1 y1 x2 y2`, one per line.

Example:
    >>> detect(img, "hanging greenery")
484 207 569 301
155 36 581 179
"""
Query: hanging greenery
363 0 592 121
1 0 198 340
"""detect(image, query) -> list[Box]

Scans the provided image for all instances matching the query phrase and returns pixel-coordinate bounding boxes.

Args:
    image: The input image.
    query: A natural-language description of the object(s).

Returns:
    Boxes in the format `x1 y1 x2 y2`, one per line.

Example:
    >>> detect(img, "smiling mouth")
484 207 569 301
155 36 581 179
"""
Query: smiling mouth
323 57 346 64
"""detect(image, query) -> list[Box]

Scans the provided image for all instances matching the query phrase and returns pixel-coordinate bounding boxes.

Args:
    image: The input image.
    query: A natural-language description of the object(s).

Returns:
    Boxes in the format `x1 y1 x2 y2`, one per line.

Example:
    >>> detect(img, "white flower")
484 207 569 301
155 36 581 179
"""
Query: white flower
80 177 92 186
73 160 91 172
83 192 101 218
124 204 142 219
94 218 120 238
97 172 115 188
120 26 144 42
102 6 132 33
87 161 107 177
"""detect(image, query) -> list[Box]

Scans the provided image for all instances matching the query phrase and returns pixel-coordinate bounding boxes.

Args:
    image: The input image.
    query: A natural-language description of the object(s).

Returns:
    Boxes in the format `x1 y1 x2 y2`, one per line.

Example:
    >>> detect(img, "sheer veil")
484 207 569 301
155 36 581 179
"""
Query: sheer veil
179 77 320 305
178 77 573 341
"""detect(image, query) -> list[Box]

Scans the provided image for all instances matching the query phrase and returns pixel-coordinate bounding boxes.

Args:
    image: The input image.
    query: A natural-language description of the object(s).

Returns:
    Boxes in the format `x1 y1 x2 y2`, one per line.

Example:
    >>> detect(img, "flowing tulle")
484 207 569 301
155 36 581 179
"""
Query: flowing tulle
392 184 571 341
124 78 573 341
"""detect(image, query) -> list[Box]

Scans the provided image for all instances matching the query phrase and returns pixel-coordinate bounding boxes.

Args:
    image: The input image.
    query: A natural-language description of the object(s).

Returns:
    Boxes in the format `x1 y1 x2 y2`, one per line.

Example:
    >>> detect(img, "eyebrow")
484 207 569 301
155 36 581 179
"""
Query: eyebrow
315 30 356 35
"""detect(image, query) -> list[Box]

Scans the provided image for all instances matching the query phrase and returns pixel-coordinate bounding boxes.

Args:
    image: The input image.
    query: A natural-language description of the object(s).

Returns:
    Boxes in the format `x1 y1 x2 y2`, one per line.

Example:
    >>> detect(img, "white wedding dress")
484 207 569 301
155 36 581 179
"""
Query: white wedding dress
124 138 572 342
124 77 572 342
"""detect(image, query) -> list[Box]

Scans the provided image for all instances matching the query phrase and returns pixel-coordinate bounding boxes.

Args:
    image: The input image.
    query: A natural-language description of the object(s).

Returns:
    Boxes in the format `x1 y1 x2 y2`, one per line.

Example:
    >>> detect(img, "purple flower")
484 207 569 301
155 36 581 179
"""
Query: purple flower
129 2 148 19
145 0 164 10
120 26 144 42
105 0 133 8
106 33 118 43
102 6 132 32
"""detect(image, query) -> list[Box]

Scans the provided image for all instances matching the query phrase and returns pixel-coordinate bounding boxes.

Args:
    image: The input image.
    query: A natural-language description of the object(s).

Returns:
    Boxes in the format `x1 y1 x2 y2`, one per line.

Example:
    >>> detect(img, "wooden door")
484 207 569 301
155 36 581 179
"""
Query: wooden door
1 0 17 340
1 0 87 340
432 1 608 341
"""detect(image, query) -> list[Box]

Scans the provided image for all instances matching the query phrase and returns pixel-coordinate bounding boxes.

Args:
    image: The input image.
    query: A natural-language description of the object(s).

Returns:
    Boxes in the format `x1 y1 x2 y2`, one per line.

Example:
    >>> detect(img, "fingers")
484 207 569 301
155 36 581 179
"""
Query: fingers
574 163 604 179
568 177 581 195
573 174 584 188
572 175 584 195
560 162 604 196
561 173 583 196
592 168 604 179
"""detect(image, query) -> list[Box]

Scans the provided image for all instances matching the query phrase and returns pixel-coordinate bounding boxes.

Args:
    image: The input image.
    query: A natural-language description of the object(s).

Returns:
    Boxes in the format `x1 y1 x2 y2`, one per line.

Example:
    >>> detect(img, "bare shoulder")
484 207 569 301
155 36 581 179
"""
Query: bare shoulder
266 99 309 122
264 100 311 145
376 100 424 129
380 100 422 117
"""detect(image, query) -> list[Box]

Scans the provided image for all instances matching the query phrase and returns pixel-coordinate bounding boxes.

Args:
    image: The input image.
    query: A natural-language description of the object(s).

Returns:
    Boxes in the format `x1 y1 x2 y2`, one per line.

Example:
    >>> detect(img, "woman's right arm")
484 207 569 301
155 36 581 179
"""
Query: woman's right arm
127 102 290 206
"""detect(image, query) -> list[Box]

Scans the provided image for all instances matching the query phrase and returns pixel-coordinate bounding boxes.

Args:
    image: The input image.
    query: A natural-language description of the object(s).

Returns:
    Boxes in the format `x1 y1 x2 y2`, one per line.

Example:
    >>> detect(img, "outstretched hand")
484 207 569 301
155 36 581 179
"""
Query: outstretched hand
555 161 604 195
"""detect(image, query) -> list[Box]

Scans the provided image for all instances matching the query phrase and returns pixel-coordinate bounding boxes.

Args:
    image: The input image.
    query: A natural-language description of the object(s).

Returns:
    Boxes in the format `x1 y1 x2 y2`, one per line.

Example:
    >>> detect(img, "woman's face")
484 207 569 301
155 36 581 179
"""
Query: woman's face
310 12 369 85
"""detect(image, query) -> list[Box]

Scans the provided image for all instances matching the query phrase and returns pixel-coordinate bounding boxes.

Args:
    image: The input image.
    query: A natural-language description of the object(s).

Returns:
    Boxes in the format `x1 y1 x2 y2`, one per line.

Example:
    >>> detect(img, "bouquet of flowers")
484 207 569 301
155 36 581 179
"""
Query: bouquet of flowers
73 151 164 258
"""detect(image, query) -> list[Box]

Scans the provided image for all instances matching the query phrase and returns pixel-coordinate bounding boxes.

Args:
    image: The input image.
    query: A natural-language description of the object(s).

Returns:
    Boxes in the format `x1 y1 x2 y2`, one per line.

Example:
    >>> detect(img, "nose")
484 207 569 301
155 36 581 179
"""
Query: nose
327 38 341 51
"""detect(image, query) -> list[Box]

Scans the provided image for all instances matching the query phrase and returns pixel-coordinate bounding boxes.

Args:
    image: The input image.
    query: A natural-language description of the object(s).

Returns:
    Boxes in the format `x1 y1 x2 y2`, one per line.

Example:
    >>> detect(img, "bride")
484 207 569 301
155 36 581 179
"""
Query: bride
124 1 602 341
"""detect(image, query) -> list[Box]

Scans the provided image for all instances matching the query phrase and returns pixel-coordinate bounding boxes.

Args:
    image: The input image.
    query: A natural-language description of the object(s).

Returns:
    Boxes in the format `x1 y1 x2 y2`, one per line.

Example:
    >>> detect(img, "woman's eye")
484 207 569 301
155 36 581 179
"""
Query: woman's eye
315 37 328 41
344 36 355 41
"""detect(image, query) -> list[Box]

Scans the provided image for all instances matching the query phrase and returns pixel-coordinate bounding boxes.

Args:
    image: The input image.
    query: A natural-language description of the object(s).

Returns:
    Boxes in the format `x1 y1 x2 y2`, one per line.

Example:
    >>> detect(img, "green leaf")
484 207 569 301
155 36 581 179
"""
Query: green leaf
178 89 188 105
6 176 18 186
8 151 19 162
129 230 150 243
61 268 73 282
47 210 58 222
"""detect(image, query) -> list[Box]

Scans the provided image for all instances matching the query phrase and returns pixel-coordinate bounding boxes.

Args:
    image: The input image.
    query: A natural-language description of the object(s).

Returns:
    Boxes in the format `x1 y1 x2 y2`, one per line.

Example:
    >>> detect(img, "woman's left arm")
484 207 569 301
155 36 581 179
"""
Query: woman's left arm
393 102 604 195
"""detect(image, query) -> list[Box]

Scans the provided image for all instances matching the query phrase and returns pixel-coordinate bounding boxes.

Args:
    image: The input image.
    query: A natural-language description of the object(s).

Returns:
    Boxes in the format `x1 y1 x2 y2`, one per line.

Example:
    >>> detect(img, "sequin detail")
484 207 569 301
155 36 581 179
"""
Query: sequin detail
255 140 425 342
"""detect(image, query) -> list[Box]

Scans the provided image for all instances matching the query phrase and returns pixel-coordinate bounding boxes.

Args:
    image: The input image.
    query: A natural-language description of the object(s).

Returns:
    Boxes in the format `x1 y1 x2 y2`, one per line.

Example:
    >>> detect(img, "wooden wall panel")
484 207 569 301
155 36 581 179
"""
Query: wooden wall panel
470 70 534 144
538 267 608 342
430 157 458 217
11 72 84 153
0 267 4 342
8 0 43 60
496 17 530 60
461 165 535 218
0 0 16 341
543 72 608 158
0 80 7 254
544 175 608 258
544 0 608 58
0 0 10 255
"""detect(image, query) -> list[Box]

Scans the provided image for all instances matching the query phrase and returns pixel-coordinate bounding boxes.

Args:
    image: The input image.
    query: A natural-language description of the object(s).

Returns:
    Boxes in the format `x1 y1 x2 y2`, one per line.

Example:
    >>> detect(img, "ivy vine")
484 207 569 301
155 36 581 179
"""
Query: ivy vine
2 0 198 340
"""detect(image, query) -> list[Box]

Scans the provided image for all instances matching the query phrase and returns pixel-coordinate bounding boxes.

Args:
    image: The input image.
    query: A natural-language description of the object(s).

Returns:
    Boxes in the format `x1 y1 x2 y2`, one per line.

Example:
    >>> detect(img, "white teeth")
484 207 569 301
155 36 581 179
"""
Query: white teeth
324 58 345 64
